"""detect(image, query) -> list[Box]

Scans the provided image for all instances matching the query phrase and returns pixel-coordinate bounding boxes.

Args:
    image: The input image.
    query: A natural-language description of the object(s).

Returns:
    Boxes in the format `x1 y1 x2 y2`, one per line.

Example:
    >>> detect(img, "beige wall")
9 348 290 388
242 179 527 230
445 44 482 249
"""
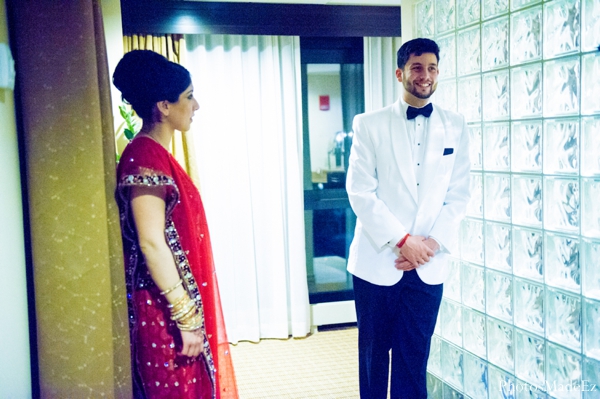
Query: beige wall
101 0 125 136
0 0 32 397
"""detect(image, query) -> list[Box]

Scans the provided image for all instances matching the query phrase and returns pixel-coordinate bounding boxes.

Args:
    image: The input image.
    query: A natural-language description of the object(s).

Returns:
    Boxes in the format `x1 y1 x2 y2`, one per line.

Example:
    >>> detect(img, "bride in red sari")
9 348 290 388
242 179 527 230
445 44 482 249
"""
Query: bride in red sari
113 50 237 399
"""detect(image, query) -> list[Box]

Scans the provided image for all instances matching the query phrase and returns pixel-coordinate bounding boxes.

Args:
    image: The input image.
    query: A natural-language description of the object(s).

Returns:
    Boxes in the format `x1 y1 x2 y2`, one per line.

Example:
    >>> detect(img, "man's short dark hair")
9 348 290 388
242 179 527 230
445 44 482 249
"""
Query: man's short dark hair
397 38 440 69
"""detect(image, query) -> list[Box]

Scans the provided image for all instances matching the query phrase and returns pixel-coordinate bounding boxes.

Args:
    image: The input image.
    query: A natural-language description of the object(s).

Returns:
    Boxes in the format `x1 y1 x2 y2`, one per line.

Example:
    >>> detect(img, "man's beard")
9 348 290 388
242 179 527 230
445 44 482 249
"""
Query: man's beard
405 80 437 99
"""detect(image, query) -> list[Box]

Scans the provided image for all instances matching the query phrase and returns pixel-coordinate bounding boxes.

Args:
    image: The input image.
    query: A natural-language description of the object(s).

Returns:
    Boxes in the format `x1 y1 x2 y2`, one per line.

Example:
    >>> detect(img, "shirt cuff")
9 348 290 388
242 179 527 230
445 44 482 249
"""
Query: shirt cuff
428 235 447 253
387 235 406 249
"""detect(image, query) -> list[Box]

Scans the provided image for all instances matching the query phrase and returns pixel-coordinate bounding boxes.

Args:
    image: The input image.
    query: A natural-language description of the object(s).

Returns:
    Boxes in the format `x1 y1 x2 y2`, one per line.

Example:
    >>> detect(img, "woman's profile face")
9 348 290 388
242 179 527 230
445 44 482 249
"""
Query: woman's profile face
166 84 200 132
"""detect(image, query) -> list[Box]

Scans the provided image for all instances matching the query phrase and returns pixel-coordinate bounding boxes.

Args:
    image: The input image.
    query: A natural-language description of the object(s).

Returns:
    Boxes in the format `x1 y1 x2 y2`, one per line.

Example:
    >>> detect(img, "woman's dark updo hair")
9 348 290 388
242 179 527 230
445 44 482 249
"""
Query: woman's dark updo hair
113 50 192 121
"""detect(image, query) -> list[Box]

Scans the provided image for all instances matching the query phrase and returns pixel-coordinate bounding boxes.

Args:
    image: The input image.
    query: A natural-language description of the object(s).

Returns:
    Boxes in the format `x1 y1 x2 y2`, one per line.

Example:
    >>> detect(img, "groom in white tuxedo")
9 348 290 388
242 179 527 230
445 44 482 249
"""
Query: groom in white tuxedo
346 38 470 398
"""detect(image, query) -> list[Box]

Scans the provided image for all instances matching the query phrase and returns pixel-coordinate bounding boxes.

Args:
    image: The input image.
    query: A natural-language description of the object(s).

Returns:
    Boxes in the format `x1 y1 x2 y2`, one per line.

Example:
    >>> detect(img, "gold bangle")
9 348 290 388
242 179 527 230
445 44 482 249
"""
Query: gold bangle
171 302 196 321
177 313 203 331
160 279 183 296
167 293 188 310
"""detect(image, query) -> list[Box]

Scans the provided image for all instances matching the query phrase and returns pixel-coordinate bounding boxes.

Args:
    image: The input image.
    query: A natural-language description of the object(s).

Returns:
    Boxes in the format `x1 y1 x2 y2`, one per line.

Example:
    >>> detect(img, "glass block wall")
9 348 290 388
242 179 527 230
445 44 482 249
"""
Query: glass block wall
414 0 600 397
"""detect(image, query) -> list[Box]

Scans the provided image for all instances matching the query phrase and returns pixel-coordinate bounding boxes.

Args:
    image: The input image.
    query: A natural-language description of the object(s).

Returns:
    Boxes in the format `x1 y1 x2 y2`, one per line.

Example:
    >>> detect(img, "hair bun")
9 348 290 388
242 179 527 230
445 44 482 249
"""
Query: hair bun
113 50 169 104
113 50 192 120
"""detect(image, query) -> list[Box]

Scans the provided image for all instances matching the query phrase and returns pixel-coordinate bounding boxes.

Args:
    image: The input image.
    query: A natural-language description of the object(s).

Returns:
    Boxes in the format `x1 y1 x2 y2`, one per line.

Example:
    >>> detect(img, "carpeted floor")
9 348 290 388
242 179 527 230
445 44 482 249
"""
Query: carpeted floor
229 326 360 398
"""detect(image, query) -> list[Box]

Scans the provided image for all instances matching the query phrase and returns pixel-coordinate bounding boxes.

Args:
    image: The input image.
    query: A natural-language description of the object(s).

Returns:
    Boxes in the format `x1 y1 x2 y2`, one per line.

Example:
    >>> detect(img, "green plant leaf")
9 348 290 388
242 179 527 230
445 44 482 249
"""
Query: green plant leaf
119 104 128 120
124 128 135 140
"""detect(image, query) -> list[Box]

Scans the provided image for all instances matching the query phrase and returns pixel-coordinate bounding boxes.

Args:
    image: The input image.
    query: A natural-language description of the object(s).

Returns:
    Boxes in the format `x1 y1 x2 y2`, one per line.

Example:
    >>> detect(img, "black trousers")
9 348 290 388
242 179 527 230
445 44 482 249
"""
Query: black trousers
353 271 443 399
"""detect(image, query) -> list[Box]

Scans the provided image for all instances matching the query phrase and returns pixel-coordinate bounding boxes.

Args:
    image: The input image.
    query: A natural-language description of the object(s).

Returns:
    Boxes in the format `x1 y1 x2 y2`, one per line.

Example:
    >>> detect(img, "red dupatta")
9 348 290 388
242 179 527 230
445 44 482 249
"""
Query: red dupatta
117 136 237 398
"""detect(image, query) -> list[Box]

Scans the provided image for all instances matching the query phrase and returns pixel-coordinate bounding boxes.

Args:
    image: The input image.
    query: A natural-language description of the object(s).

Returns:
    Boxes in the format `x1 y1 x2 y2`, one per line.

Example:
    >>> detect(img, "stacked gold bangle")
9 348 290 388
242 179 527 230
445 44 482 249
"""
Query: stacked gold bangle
161 280 203 332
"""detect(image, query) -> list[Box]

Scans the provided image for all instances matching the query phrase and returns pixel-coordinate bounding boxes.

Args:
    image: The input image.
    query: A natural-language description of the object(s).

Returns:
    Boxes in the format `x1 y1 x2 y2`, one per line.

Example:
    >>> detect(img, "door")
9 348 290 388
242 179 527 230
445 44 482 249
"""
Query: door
301 37 364 306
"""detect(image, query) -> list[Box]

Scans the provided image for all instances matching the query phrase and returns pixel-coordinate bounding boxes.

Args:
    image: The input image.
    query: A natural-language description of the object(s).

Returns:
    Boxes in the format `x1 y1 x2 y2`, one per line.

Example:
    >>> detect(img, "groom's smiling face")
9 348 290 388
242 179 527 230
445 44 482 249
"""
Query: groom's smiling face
396 52 439 102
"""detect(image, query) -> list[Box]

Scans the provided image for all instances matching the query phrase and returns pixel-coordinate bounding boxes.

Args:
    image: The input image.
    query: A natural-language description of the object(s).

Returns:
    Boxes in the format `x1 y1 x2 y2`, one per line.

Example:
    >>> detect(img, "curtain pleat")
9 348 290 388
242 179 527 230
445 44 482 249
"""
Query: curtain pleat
184 34 310 343
364 37 403 112
120 34 199 184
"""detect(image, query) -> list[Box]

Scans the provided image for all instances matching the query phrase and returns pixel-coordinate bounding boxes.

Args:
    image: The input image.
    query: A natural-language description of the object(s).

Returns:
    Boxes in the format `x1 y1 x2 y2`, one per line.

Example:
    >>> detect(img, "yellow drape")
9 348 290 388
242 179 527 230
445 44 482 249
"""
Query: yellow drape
120 34 200 186
11 1 131 396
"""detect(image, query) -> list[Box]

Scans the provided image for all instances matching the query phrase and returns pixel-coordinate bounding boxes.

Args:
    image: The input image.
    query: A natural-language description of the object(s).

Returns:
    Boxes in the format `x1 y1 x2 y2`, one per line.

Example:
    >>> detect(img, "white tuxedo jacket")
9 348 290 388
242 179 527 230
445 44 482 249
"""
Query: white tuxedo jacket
346 99 471 286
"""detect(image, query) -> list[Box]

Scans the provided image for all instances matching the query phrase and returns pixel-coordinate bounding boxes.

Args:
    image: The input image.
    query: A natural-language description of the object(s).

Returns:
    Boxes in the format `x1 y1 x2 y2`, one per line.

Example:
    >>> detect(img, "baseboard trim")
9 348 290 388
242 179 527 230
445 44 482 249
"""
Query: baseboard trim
310 300 356 328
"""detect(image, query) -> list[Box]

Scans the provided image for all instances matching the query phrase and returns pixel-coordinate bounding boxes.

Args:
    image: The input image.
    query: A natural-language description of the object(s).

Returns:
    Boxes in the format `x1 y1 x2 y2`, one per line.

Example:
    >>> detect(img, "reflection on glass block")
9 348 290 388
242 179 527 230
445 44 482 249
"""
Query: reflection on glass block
583 299 600 361
463 307 487 358
427 372 444 399
438 34 457 80
429 335 442 376
515 329 545 387
544 0 581 58
436 0 456 34
487 270 513 323
513 227 544 282
582 179 600 238
543 57 580 117
443 384 465 398
581 117 600 176
485 222 512 272
582 0 600 51
485 174 511 222
458 76 482 122
512 0 541 11
582 239 600 300
470 124 483 170
484 123 510 170
464 352 488 398
512 175 542 228
515 380 549 399
512 121 542 173
436 80 457 113
483 0 508 19
435 308 442 336
544 177 579 233
483 72 510 120
441 299 463 346
457 27 481 76
444 258 462 302
489 364 517 399
511 6 542 65
545 233 580 293
468 173 484 217
543 118 579 175
582 53 600 115
461 219 484 264
462 262 485 311
511 64 542 119
482 17 509 71
488 317 515 373
546 287 581 351
514 278 544 335
546 343 582 399
442 340 464 390
582 357 600 399
457 0 480 27
416 0 435 37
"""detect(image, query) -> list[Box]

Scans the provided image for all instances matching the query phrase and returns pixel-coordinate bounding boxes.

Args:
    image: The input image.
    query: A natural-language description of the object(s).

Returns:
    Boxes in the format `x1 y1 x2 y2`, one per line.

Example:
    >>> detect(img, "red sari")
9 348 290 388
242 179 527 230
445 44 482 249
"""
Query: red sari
116 136 238 399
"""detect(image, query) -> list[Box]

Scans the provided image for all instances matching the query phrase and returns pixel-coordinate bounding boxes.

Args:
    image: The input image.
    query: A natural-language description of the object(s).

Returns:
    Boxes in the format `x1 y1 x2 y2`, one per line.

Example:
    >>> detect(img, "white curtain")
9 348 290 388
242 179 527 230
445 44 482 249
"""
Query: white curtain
184 34 310 343
363 37 403 112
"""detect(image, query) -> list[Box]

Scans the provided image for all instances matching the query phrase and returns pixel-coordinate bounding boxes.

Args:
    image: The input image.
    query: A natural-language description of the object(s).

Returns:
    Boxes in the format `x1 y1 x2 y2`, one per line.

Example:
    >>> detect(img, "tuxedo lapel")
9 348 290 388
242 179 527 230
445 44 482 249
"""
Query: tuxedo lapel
418 107 445 203
389 100 418 203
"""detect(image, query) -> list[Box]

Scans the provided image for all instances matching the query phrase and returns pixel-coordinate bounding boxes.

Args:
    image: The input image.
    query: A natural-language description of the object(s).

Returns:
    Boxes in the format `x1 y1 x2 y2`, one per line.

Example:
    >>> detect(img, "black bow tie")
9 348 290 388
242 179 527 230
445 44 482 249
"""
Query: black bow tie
406 103 433 120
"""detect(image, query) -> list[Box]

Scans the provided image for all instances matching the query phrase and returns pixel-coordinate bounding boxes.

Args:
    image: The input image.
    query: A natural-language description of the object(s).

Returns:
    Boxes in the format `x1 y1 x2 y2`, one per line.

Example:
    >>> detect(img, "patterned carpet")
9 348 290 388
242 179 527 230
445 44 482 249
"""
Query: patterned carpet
229 326 360 399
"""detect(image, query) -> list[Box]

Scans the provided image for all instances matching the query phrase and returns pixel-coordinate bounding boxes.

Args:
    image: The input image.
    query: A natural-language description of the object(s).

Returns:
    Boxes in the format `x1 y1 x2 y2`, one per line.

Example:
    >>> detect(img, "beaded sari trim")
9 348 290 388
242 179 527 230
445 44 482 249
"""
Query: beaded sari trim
164 218 216 398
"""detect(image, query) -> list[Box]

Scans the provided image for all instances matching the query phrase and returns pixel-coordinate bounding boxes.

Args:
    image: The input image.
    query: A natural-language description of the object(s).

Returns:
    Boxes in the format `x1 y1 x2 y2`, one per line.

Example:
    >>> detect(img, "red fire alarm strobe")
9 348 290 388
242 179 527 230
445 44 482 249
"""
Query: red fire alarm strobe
319 95 330 111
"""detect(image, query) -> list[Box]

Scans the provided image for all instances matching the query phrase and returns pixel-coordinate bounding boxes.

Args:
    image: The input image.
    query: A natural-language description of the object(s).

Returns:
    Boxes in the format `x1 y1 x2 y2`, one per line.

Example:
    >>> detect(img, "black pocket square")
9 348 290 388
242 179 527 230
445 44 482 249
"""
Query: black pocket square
443 148 454 155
